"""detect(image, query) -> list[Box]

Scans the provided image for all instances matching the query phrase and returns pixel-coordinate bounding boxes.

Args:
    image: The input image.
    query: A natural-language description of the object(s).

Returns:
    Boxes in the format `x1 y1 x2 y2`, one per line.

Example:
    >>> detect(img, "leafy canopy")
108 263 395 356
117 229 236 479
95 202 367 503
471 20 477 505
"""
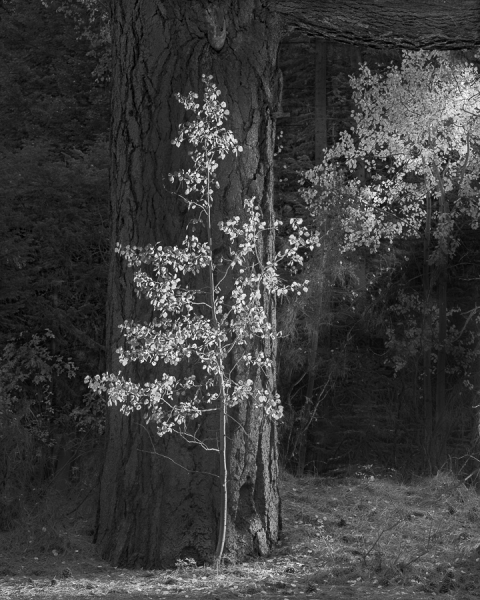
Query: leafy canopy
303 50 480 256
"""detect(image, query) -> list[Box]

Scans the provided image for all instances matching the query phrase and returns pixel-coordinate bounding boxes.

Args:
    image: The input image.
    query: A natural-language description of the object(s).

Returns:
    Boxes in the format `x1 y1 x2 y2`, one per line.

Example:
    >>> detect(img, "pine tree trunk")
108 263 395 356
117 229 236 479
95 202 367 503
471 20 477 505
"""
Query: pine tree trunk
96 0 283 568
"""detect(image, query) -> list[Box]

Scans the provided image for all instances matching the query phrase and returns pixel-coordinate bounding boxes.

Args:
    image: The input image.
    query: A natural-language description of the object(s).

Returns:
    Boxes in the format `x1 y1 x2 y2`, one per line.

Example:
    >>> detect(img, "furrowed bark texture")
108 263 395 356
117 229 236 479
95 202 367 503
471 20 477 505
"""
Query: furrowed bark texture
97 0 282 568
275 0 480 49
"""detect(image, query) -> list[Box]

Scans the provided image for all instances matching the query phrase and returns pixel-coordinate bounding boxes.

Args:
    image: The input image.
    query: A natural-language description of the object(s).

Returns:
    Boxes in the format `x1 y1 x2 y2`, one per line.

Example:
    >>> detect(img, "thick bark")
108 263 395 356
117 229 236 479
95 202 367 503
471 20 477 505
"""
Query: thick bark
97 0 282 568
275 0 480 50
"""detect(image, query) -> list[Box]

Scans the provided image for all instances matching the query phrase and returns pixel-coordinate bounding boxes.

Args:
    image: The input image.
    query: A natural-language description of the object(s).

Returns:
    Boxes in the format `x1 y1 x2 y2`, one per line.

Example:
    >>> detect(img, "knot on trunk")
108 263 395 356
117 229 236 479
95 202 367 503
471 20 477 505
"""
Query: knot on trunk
205 5 227 51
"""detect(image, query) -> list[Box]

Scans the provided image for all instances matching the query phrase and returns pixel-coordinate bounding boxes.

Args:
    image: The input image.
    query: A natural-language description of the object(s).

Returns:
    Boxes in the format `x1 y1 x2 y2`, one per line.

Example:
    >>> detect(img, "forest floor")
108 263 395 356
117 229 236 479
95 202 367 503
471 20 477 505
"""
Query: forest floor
1 466 480 599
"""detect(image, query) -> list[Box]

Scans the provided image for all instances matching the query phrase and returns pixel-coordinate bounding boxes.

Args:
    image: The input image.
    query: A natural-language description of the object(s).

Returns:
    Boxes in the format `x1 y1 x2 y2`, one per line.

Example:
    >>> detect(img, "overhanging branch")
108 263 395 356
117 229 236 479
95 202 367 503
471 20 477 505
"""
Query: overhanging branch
273 0 480 49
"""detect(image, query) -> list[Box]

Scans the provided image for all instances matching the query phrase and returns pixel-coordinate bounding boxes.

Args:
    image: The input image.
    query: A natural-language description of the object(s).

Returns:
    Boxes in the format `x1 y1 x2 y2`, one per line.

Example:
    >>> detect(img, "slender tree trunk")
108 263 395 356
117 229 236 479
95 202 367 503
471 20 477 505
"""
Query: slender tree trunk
97 0 283 568
351 46 367 309
434 261 448 468
433 176 449 469
295 325 318 477
296 39 327 477
423 186 433 469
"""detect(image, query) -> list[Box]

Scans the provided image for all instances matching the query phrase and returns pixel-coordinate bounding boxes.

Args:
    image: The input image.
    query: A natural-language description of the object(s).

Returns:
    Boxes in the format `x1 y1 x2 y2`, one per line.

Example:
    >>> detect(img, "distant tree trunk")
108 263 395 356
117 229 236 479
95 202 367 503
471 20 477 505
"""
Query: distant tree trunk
314 40 328 164
423 186 434 469
431 262 448 468
96 0 283 568
296 40 327 477
432 177 449 469
350 46 367 308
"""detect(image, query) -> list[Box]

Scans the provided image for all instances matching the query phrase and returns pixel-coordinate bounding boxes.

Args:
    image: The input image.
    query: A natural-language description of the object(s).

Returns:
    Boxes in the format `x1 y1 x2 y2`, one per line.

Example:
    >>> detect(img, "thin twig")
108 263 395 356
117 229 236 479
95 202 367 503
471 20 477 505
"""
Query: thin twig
362 518 404 564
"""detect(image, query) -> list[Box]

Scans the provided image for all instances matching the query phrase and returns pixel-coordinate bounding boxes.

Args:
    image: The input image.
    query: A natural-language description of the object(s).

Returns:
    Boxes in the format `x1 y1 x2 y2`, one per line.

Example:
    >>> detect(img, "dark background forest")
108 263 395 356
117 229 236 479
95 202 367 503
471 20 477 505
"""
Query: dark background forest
2 0 480 533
